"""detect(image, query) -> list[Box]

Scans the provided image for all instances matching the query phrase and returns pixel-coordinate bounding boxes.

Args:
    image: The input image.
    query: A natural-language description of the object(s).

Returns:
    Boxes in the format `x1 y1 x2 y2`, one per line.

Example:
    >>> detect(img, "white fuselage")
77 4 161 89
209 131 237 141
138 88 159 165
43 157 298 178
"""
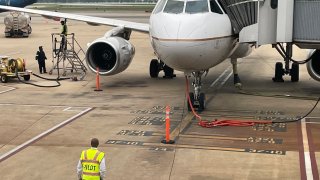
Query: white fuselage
149 0 234 72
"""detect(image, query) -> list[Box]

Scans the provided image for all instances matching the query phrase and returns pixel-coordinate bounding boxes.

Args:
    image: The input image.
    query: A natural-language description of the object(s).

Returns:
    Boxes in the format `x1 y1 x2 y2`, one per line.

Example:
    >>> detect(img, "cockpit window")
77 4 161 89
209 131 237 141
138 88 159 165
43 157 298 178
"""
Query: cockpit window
185 0 209 14
163 0 185 14
210 0 223 14
153 0 167 14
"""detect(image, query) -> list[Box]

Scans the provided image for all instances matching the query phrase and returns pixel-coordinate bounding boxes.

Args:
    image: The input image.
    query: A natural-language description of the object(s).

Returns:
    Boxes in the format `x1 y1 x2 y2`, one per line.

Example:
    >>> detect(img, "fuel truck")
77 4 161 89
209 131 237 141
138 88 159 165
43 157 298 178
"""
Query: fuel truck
4 11 32 37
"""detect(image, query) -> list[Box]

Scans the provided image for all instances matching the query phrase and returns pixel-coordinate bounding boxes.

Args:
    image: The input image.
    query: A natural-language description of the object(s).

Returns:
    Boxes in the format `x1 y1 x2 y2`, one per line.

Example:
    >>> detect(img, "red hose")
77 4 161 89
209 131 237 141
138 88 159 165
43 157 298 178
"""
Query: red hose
185 76 272 128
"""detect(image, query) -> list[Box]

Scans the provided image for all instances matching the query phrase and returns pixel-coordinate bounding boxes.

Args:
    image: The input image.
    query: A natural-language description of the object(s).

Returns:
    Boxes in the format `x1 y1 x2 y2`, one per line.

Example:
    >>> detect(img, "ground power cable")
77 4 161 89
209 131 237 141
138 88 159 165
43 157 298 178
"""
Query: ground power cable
15 67 71 88
236 89 320 123
185 76 320 127
275 43 314 64
1 106 56 153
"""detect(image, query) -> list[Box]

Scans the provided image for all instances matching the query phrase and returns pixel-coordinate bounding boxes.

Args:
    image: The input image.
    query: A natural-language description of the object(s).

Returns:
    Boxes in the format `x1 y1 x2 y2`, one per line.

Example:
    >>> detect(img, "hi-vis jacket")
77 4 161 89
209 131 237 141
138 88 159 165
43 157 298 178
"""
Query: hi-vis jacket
77 148 106 180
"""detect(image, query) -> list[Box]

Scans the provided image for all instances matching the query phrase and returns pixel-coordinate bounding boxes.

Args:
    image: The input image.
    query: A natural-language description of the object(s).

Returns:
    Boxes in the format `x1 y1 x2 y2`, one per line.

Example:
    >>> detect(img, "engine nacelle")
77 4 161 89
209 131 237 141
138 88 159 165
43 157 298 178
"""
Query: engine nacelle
86 36 135 76
307 50 320 81
229 43 253 59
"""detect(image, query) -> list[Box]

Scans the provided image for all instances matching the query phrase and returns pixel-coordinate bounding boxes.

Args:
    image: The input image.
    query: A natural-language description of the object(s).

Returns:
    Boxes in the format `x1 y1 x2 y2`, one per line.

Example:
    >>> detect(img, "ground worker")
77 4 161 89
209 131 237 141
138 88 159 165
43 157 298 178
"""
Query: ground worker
35 46 47 74
60 20 68 36
60 20 68 50
77 138 106 180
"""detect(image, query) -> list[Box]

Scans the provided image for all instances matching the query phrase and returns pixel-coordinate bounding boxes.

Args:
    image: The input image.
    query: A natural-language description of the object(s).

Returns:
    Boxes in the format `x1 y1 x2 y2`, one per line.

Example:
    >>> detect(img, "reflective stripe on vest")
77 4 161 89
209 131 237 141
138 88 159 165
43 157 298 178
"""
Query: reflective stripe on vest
80 149 104 179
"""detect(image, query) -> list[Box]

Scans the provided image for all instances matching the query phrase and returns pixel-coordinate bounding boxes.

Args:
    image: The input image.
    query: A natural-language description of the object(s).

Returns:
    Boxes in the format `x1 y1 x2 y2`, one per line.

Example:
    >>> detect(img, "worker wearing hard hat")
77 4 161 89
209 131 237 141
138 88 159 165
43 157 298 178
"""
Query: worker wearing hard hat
77 138 106 180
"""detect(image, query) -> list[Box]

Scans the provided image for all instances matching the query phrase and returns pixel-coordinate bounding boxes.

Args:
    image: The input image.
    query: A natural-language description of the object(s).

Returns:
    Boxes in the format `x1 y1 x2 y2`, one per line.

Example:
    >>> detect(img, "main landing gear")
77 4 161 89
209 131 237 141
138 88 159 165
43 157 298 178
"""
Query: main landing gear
149 59 176 78
272 43 299 82
187 71 206 112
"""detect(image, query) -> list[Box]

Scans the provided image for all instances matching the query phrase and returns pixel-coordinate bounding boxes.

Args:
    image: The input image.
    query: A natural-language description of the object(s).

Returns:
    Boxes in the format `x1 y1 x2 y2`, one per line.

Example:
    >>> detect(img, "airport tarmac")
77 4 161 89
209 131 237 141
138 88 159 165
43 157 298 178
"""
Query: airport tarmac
0 10 320 180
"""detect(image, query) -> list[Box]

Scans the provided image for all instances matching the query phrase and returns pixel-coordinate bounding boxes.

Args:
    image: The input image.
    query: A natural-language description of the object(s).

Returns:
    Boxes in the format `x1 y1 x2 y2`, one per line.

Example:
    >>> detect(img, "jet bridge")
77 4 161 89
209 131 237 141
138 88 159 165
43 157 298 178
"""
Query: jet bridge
219 0 320 83
219 0 320 48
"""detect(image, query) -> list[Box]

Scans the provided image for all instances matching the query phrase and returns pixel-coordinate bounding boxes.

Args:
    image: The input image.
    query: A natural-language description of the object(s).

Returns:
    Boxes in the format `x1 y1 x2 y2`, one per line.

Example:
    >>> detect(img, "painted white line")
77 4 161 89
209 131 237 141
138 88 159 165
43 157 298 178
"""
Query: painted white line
220 71 233 87
63 107 88 112
306 117 320 119
0 103 89 109
0 107 93 162
306 122 320 124
210 66 232 87
0 86 16 94
301 118 314 179
63 107 72 111
0 103 65 108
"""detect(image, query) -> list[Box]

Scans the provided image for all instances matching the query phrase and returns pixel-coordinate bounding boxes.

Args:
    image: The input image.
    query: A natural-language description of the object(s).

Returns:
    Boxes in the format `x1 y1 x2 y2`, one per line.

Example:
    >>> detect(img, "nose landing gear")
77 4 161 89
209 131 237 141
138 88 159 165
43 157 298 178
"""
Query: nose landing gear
187 71 206 112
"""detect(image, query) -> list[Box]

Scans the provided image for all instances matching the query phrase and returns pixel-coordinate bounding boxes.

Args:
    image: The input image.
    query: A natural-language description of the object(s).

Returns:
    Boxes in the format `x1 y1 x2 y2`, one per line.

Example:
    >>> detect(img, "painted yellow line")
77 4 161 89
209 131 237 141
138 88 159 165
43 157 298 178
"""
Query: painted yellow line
169 113 194 140
144 142 245 152
178 134 247 141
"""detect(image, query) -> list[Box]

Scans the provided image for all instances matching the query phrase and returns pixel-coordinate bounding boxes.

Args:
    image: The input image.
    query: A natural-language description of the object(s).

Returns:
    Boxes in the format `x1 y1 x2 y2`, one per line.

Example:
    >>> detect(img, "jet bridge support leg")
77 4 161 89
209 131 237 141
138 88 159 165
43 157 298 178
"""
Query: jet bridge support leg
272 43 299 82
231 58 242 89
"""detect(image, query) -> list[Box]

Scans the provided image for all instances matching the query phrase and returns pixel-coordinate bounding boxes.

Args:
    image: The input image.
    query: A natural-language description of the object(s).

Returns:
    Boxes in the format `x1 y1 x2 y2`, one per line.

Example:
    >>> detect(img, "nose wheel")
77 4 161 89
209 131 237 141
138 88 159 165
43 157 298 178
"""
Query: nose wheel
149 59 176 78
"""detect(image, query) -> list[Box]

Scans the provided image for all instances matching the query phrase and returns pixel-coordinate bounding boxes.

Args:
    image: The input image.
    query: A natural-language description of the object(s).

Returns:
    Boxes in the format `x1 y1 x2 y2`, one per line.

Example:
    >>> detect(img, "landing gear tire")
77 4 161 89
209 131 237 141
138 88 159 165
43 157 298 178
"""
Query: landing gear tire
23 75 30 81
163 65 174 79
149 59 159 78
198 93 206 111
273 62 284 82
1 75 8 83
187 92 195 112
290 63 299 82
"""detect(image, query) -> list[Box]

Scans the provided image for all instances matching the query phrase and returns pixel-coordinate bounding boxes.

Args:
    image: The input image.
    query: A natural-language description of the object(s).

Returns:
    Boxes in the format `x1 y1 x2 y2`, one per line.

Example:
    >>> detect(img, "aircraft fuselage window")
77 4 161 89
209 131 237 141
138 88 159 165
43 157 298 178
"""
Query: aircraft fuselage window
210 0 223 14
153 0 167 14
163 0 185 14
185 0 209 14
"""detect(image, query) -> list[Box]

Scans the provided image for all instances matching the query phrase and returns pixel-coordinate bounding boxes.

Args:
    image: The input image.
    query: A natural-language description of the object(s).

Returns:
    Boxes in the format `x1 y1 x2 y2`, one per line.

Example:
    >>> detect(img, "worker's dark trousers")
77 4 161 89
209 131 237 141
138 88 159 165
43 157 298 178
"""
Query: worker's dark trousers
38 61 46 73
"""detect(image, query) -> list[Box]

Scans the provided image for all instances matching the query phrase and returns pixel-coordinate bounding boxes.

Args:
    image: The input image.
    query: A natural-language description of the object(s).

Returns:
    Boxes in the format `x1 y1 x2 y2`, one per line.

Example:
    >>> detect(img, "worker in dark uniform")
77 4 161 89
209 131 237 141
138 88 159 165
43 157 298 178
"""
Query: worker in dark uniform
60 20 68 50
35 46 47 74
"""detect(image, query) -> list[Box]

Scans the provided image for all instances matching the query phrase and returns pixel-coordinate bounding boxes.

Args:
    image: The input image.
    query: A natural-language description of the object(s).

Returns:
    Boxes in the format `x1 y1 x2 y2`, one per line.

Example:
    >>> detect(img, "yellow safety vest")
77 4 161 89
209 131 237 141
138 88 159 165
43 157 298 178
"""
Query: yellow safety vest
80 148 105 180
61 24 68 35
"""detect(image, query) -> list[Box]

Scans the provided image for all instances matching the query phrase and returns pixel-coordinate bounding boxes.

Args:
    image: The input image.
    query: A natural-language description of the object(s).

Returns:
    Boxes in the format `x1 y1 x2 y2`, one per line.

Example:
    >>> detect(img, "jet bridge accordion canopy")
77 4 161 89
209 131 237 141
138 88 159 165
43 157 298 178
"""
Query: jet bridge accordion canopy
218 0 258 34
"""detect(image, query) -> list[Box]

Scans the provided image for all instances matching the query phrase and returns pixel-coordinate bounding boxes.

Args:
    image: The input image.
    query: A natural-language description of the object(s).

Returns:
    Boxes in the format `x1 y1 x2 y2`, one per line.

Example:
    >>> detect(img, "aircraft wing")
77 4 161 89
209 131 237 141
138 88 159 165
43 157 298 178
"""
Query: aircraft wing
0 5 149 33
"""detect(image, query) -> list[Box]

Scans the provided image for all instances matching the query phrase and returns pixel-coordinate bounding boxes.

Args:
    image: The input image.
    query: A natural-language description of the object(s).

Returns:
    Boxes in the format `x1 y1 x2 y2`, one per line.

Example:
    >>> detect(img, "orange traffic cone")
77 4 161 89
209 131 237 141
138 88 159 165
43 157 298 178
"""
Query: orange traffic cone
94 67 103 91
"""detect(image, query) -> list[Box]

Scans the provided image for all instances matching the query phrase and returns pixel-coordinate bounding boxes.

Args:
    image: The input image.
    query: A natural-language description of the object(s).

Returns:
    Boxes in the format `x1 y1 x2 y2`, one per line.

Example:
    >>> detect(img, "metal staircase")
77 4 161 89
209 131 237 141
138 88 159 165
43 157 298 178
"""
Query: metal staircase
50 33 87 80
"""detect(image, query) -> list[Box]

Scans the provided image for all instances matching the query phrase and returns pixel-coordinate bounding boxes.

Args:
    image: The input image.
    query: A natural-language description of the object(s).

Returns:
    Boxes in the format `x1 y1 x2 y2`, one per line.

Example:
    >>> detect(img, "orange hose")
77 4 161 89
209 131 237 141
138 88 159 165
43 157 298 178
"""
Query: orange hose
185 76 271 127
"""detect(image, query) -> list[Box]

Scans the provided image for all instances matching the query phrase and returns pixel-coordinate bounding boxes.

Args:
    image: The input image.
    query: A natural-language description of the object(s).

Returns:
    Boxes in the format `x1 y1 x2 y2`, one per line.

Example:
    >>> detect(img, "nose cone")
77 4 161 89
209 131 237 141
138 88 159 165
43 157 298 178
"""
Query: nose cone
150 13 233 72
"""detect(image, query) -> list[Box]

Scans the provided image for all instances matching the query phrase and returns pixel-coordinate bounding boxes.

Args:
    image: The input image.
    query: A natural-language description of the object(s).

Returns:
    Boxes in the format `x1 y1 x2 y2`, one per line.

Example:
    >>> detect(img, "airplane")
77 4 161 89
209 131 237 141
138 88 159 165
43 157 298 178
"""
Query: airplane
0 0 37 11
0 0 319 112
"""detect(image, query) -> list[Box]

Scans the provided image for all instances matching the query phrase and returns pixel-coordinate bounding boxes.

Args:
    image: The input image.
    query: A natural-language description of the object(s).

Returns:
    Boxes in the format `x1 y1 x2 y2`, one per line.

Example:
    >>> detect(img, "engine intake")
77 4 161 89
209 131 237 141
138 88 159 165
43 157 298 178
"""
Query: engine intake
307 50 320 81
86 36 135 76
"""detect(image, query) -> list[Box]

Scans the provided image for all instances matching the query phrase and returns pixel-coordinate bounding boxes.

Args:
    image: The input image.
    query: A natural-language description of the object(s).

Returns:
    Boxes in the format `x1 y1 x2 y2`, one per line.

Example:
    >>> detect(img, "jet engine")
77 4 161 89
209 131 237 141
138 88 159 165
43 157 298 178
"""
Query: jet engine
86 36 135 76
307 50 320 81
